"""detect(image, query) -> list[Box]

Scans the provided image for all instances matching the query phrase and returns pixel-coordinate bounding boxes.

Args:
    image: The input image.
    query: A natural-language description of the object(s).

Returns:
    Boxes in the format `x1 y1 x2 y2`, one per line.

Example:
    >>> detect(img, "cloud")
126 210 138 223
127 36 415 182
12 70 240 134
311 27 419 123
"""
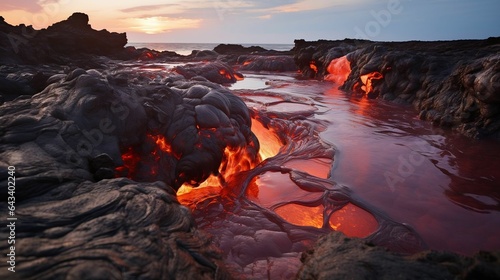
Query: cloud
257 14 272 20
259 0 367 13
120 4 178 13
0 0 44 12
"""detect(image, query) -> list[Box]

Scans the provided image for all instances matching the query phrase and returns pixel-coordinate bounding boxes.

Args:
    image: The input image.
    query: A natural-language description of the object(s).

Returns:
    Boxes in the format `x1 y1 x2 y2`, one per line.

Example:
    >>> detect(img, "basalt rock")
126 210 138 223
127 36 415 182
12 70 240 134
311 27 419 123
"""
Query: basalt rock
0 13 127 64
214 44 268 55
293 38 500 139
0 67 260 278
297 231 500 280
235 55 298 72
173 61 244 84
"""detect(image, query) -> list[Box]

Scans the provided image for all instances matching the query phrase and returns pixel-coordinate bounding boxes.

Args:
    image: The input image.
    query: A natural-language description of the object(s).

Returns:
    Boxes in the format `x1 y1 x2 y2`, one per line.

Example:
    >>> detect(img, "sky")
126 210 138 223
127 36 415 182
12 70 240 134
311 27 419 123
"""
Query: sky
1 0 499 44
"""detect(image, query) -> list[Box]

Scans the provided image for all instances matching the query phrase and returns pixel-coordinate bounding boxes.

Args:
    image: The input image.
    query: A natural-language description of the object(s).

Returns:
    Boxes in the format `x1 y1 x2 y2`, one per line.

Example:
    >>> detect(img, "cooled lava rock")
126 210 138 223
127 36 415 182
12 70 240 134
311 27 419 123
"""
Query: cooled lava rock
0 12 127 64
297 231 500 280
293 38 500 139
213 44 268 55
0 67 260 279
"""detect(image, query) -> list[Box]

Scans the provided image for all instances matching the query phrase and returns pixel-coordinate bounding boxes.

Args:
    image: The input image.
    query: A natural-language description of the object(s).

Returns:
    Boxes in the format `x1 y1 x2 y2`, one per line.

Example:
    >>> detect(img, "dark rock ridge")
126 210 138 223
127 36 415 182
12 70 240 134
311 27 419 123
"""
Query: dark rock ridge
214 44 268 55
293 38 500 139
297 231 500 280
0 12 126 64
173 61 244 84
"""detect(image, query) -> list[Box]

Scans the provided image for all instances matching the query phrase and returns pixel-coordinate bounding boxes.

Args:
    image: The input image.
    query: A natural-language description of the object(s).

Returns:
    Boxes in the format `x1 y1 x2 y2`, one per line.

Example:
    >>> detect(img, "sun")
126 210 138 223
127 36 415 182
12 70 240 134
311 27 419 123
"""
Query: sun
131 16 202 34
136 17 164 34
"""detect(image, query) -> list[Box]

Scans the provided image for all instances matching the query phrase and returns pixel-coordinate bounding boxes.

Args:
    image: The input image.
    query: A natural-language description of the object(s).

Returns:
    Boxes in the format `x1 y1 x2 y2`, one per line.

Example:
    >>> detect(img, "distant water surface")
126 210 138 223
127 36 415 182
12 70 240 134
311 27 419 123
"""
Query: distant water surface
127 42 294 55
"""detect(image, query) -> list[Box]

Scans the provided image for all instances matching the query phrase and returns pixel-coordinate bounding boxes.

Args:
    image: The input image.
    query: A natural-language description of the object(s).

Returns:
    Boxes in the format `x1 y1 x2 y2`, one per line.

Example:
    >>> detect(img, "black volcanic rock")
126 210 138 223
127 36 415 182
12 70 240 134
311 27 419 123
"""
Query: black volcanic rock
297 232 500 280
43 12 126 55
214 44 267 55
235 55 298 72
0 13 127 64
0 66 263 278
293 38 500 138
173 61 244 84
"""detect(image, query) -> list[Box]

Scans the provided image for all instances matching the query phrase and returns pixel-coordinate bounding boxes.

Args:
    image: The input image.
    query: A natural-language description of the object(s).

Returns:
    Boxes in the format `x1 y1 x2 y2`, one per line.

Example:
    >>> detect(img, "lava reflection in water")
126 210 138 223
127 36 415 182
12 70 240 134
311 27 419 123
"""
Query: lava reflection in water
120 65 500 276
175 74 427 277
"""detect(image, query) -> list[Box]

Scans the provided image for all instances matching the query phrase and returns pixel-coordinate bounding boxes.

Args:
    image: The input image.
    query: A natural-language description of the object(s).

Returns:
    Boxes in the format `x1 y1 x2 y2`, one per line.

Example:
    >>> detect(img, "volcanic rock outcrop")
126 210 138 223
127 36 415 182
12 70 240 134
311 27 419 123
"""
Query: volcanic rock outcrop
0 65 261 278
0 13 126 64
294 38 500 139
297 231 500 280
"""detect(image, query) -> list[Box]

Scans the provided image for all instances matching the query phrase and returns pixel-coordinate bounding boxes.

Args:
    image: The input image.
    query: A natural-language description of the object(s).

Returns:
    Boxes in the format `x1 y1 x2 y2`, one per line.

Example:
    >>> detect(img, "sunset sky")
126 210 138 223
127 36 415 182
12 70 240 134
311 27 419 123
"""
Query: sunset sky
1 0 499 43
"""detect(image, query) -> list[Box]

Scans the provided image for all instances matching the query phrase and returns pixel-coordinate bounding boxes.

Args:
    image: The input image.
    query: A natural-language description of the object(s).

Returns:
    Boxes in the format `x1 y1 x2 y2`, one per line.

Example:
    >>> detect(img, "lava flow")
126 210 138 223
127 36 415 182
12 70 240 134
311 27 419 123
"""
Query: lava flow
115 78 425 276
325 55 351 85
324 55 384 97
354 71 384 97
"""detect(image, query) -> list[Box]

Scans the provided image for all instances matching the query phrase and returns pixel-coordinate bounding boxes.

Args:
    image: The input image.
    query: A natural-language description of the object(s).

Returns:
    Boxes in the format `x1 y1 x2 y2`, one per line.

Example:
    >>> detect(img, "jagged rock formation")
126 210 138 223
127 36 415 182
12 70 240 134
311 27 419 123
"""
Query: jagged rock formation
0 12 127 64
293 38 500 138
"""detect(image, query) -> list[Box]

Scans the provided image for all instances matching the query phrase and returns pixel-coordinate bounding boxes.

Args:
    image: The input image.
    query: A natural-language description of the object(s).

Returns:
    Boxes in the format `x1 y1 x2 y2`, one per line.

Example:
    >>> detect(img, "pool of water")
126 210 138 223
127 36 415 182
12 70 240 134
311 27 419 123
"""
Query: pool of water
232 74 500 255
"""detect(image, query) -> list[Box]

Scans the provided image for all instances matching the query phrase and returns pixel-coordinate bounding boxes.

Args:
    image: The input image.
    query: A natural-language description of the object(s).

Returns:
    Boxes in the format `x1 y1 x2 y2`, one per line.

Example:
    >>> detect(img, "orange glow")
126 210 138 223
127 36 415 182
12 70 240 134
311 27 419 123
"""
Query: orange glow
248 172 323 207
251 118 281 160
355 72 383 95
283 158 331 179
177 186 221 208
115 147 140 177
329 203 378 238
219 69 233 80
309 61 318 74
234 72 244 81
131 17 201 34
325 56 351 85
149 134 173 154
275 204 325 228
243 61 252 66
115 133 178 179
177 123 262 199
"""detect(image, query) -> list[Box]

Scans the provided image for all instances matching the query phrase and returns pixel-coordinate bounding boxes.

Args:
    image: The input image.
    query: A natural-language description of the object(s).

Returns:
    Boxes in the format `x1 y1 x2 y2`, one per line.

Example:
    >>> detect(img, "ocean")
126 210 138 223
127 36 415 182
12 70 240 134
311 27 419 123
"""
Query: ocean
126 42 295 55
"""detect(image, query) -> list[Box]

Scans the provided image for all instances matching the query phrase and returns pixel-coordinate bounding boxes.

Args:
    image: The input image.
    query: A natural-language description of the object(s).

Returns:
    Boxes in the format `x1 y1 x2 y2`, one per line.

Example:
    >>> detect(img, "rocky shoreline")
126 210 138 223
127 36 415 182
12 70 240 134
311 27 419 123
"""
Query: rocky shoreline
293 38 500 139
1 13 499 279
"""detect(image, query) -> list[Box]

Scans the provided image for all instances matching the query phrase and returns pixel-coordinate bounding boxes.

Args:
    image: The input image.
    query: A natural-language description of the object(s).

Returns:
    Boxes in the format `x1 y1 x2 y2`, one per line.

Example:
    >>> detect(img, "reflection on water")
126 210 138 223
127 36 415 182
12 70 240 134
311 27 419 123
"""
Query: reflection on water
233 76 500 255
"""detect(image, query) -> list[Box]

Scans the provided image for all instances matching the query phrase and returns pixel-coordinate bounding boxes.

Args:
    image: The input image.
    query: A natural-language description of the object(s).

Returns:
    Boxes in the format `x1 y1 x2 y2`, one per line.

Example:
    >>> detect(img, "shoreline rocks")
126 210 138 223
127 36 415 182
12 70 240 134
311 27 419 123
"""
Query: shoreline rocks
298 231 500 280
0 13 127 65
293 38 500 139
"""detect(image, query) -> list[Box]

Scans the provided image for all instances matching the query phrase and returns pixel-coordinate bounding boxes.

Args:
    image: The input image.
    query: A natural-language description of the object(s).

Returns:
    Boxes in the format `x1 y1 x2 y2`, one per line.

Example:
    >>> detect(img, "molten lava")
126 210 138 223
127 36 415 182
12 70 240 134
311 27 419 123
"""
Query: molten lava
329 203 378 238
116 133 176 180
309 61 318 75
325 55 351 85
150 134 173 155
250 118 282 160
275 204 324 229
355 71 384 96
118 107 381 244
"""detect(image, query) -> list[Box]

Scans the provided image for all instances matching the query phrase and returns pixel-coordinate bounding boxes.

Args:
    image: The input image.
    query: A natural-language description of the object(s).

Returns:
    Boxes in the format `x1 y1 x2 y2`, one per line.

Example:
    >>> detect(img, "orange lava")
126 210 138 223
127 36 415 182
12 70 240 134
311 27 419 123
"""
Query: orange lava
274 202 378 237
150 134 173 155
275 204 325 229
309 61 318 74
116 133 175 179
329 203 379 238
115 146 140 177
251 118 282 160
219 69 233 80
118 117 379 239
355 72 384 96
325 56 351 85
243 60 252 66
